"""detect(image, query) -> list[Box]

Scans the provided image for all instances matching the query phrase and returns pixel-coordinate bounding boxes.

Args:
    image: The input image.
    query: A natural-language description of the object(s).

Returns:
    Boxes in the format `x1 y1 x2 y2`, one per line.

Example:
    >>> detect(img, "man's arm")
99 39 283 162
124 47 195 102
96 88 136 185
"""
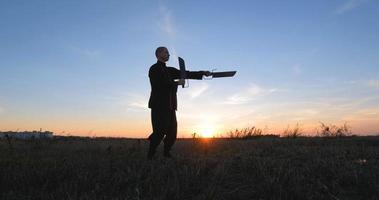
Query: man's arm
167 67 210 81
186 71 211 80
149 67 177 89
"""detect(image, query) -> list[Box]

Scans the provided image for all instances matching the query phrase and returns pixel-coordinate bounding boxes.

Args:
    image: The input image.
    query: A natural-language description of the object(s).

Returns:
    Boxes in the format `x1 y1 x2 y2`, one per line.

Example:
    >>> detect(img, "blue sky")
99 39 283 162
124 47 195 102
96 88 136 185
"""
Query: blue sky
0 0 378 137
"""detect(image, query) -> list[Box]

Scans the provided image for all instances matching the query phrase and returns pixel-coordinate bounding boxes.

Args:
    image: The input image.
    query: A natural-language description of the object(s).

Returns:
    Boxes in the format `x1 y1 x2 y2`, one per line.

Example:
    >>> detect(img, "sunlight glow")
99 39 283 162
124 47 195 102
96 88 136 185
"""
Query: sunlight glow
196 123 216 138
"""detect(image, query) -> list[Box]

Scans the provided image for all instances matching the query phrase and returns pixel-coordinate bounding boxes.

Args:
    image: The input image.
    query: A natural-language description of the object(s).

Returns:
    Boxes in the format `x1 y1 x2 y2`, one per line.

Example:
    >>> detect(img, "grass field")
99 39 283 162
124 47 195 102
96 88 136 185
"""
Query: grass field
1 136 378 200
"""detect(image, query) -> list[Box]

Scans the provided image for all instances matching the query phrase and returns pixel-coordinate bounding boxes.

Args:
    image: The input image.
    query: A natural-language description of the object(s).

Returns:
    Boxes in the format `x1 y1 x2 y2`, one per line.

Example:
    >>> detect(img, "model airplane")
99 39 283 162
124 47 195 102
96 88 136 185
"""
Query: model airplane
178 57 236 88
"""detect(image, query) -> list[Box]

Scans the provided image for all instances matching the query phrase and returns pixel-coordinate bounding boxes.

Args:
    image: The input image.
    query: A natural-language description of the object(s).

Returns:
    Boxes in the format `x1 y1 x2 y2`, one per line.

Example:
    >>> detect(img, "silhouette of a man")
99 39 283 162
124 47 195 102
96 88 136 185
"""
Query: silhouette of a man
147 46 210 159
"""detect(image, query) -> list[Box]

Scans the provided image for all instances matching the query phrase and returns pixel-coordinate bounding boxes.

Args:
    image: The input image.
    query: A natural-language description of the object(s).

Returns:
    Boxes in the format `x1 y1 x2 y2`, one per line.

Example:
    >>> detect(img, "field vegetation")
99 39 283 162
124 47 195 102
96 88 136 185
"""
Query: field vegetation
1 133 378 200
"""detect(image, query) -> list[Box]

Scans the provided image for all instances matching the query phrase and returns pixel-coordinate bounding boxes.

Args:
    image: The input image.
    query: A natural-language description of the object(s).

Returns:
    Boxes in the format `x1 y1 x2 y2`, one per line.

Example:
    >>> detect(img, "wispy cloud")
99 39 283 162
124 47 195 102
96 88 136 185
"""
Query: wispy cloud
367 80 379 88
158 4 176 37
126 93 149 111
129 101 147 110
106 92 149 112
344 108 379 120
185 82 209 99
334 0 367 14
290 109 320 121
224 83 277 105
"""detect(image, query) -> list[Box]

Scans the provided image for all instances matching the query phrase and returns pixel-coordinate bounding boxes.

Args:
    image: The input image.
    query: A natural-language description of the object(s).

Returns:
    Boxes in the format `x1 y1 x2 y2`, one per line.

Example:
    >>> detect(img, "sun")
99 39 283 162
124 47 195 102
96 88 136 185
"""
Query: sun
196 124 216 138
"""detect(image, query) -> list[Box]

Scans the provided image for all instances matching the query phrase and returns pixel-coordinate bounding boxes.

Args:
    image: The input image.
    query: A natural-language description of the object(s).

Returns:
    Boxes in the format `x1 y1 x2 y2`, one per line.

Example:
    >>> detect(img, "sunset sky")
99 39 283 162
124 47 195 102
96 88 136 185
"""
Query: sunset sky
1 0 378 137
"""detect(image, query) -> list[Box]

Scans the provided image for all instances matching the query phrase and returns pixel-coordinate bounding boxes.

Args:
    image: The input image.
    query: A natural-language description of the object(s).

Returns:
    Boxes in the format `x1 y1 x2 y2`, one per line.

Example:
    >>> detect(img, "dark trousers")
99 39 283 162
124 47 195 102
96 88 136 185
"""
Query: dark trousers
148 108 177 155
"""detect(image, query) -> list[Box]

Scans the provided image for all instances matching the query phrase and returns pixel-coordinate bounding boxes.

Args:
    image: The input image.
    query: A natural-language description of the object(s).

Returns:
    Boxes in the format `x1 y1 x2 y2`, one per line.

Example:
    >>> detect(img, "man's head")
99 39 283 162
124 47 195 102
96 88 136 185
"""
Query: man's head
155 46 170 63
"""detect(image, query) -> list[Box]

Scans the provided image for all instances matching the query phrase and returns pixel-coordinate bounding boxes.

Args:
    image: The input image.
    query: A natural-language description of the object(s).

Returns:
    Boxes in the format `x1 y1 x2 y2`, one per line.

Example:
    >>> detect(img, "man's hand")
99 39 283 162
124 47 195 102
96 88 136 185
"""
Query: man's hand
202 71 212 77
177 79 185 86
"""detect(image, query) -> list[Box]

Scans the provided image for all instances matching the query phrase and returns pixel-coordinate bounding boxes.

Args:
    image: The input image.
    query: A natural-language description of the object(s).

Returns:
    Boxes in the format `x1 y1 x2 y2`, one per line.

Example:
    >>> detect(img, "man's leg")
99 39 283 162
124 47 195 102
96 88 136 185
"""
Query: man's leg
148 133 164 159
148 108 169 159
163 110 177 157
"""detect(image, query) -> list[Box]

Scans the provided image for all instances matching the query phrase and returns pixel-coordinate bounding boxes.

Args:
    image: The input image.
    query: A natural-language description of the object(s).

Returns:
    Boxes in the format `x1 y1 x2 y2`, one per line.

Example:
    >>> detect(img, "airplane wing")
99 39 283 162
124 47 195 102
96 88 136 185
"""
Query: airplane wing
211 71 236 78
178 57 186 88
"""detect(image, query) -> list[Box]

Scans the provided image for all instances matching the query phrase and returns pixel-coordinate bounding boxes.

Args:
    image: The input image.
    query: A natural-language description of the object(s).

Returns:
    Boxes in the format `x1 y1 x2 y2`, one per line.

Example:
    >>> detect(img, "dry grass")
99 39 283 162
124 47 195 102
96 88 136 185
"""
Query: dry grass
282 123 303 138
1 136 378 200
226 127 279 139
317 122 353 137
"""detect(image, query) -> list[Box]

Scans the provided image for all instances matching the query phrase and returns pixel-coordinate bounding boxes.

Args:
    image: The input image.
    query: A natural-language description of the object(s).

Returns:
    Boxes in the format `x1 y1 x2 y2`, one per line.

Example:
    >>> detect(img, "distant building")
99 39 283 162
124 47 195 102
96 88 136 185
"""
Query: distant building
0 131 54 139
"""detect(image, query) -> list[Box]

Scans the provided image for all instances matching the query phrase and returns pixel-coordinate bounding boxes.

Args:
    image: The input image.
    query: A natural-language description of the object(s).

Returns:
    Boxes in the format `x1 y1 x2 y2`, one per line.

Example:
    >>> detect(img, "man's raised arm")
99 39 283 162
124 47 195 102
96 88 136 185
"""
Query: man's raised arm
186 71 211 80
149 67 177 89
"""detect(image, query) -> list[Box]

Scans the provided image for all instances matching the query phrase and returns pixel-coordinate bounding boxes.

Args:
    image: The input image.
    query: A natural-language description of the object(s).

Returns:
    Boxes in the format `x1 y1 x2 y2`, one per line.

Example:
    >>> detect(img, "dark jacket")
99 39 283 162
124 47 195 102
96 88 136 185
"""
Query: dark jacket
148 61 204 110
